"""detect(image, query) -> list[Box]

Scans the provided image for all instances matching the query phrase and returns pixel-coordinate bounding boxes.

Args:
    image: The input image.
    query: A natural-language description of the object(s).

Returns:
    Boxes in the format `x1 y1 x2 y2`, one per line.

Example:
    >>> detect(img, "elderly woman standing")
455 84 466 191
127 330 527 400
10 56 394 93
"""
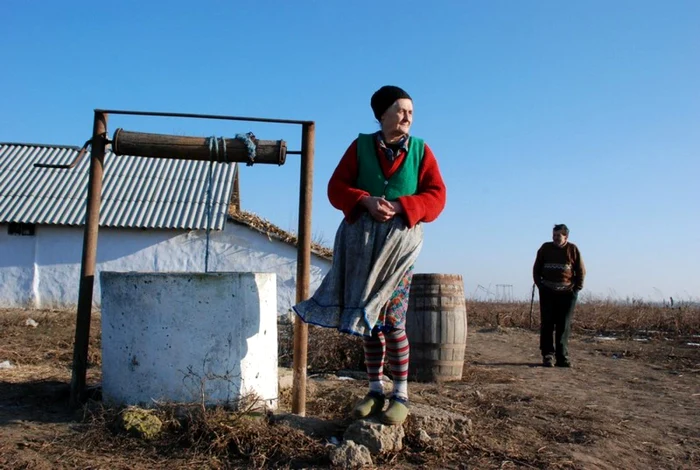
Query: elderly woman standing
293 85 446 426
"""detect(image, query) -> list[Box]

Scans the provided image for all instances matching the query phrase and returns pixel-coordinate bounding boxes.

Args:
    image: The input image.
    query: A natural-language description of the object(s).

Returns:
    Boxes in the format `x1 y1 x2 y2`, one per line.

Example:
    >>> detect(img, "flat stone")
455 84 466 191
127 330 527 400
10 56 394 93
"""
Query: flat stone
330 440 373 469
273 413 344 438
408 402 473 436
343 417 404 454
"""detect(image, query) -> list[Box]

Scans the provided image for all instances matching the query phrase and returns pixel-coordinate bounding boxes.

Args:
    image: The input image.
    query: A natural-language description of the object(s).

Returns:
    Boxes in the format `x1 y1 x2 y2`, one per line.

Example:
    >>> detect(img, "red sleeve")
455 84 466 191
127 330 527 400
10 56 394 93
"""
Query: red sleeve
327 139 369 222
397 143 447 227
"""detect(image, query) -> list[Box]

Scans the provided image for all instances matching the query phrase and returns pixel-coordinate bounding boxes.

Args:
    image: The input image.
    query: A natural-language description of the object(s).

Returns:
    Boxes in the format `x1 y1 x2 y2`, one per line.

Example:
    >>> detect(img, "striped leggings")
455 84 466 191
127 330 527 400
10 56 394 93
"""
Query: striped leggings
363 327 410 400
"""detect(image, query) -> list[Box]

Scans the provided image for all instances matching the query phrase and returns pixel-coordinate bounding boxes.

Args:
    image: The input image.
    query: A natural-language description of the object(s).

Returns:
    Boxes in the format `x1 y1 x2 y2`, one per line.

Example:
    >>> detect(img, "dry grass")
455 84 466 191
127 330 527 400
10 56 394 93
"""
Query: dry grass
66 382 564 470
467 299 700 337
278 323 365 373
0 308 101 370
64 402 330 469
276 299 700 376
48 386 558 470
2 304 699 469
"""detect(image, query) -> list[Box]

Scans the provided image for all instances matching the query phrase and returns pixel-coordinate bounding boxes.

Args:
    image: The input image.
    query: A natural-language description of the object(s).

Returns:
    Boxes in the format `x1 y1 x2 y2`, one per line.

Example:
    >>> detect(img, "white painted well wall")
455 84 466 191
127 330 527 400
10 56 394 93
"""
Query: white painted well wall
100 271 278 408
0 221 331 316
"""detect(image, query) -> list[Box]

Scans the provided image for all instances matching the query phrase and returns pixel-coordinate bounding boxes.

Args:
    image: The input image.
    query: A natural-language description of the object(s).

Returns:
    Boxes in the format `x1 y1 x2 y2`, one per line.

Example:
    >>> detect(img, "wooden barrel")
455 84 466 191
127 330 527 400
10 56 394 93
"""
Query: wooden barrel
406 274 467 382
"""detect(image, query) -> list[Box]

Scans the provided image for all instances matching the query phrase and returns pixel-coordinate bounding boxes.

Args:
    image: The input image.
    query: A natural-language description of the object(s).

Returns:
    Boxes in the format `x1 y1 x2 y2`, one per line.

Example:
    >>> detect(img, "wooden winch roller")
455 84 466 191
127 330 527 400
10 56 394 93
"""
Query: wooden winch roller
111 129 287 165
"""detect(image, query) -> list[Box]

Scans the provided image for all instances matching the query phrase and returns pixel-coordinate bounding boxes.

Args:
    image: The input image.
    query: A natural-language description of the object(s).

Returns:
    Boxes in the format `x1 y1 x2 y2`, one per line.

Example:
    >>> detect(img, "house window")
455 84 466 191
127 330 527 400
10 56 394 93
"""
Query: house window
8 223 36 236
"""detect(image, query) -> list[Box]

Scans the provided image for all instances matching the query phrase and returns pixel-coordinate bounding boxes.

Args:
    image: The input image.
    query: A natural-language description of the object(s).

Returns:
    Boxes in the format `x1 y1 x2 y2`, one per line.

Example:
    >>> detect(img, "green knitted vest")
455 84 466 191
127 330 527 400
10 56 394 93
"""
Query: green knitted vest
355 133 424 200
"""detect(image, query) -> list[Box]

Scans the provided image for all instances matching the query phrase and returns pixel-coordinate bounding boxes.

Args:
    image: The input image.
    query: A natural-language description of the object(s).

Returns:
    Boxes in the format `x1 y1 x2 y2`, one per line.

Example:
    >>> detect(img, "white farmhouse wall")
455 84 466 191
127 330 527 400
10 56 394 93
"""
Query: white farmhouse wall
0 221 331 316
0 233 36 306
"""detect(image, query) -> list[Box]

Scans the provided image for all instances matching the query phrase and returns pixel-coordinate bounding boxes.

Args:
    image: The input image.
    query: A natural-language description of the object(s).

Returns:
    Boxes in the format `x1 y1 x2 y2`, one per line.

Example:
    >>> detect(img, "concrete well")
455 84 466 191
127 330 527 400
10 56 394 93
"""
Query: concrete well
100 271 278 409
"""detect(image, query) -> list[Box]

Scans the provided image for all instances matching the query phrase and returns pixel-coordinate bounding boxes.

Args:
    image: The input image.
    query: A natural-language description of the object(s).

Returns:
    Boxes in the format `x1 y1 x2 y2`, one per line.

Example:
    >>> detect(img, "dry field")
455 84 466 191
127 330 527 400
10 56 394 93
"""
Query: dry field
1 301 699 469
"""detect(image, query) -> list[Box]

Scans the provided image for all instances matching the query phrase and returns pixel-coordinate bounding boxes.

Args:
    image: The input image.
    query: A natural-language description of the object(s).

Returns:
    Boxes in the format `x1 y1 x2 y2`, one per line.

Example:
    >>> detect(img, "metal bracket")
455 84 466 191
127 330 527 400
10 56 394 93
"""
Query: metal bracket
33 133 109 170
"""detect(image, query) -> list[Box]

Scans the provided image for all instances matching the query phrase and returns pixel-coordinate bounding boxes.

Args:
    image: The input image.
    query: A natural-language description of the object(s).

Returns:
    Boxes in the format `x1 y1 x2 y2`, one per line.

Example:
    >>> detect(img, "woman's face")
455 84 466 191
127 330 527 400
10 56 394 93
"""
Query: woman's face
381 98 413 138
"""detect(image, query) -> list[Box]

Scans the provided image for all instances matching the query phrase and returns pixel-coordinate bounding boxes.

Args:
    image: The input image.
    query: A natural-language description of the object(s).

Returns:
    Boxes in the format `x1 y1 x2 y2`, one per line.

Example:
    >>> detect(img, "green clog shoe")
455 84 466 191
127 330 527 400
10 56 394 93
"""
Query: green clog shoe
351 392 385 419
380 397 409 426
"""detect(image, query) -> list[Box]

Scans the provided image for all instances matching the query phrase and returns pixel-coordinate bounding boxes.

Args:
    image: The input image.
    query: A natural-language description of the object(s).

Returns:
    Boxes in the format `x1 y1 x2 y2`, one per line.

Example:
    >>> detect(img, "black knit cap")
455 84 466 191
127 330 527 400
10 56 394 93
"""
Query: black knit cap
370 85 412 121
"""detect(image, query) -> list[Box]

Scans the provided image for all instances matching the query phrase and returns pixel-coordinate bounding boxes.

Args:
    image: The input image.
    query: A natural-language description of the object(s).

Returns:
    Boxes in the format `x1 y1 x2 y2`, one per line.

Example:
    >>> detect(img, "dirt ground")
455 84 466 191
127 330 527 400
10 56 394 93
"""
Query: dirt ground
1 308 699 469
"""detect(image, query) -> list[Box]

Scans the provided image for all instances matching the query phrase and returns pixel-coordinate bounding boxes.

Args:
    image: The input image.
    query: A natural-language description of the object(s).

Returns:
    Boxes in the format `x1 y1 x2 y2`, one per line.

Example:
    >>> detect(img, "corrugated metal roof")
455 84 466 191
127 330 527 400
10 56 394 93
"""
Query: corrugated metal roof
0 143 236 230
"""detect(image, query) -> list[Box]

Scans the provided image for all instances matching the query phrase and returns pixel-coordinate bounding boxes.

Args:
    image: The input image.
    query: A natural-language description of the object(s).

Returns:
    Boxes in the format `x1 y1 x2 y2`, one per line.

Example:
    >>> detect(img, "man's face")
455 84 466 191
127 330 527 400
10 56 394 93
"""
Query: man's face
553 230 568 247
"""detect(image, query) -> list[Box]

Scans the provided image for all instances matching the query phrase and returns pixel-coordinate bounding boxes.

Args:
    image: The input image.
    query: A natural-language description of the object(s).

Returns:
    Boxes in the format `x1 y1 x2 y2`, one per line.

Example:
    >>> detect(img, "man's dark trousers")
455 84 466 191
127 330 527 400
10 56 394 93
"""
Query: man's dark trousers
539 288 578 361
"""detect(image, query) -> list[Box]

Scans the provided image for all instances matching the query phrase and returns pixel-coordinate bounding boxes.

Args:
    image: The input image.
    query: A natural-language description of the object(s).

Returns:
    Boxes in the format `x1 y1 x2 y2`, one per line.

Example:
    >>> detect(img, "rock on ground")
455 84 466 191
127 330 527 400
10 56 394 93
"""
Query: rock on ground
330 440 373 469
343 418 405 454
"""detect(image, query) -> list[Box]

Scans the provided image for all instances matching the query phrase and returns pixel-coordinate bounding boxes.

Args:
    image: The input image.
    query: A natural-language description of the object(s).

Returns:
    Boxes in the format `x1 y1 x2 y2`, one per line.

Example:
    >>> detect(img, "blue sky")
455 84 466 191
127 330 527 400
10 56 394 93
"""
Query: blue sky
1 1 698 301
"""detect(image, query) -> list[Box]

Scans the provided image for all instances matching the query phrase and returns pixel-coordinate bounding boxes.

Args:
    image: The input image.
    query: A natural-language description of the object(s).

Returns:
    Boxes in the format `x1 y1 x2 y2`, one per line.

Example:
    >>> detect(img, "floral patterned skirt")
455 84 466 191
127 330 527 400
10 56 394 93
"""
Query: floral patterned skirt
376 265 414 331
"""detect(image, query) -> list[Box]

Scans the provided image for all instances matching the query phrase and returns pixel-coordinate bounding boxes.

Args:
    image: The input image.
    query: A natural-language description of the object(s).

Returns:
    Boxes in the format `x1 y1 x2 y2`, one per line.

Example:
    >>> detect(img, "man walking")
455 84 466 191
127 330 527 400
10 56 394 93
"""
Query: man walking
533 224 586 367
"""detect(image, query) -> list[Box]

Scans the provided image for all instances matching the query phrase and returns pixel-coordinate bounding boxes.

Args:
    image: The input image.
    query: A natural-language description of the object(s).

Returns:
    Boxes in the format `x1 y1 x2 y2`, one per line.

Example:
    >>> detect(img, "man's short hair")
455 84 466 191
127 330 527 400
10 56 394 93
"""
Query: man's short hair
553 224 569 236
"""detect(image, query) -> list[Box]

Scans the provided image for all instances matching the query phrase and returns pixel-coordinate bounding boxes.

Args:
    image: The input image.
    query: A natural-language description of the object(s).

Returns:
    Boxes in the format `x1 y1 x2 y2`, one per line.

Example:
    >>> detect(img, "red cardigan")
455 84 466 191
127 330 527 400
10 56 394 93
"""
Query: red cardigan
327 138 447 228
